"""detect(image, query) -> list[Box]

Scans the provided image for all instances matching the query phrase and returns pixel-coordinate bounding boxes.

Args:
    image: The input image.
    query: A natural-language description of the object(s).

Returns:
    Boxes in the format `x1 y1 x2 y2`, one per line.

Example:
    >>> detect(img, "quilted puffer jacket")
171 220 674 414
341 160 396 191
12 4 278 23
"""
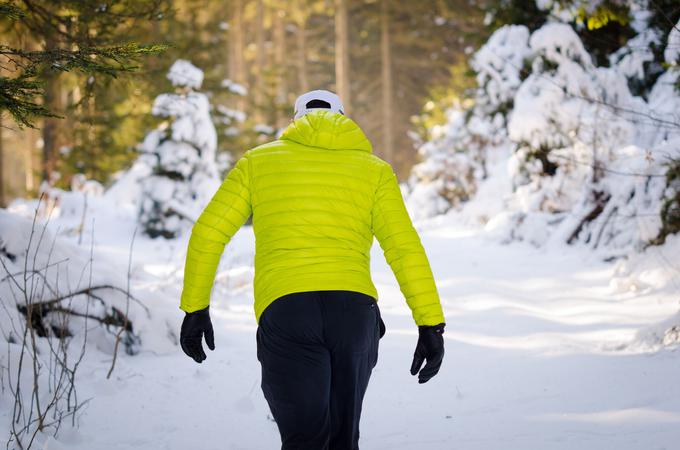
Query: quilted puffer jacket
180 110 445 326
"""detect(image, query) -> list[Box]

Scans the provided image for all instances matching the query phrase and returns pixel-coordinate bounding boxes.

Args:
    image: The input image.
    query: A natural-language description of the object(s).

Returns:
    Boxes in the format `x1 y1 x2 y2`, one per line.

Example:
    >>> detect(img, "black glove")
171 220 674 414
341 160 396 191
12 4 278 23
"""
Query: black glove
410 323 445 384
180 306 215 363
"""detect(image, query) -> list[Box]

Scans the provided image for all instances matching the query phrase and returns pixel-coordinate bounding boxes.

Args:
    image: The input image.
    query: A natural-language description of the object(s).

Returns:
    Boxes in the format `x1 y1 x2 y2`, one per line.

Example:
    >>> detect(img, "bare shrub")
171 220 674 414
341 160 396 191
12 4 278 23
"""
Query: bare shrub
0 199 140 449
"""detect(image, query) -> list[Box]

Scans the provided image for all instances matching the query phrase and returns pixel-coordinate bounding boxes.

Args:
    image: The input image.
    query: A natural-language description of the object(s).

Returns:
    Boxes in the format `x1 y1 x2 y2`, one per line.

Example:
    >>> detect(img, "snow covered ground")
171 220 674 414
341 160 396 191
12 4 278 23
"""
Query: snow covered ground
8 210 678 450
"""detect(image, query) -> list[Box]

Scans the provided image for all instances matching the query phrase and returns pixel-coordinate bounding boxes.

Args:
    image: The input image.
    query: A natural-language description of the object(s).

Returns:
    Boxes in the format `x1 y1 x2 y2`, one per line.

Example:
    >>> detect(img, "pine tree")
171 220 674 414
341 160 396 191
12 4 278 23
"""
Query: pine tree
0 0 169 183
137 60 221 239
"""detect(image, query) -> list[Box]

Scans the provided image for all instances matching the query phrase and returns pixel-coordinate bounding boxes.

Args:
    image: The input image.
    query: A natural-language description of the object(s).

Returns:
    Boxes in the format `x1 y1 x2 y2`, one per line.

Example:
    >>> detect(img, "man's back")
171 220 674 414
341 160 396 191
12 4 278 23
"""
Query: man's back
181 110 444 327
248 112 386 321
178 93 446 449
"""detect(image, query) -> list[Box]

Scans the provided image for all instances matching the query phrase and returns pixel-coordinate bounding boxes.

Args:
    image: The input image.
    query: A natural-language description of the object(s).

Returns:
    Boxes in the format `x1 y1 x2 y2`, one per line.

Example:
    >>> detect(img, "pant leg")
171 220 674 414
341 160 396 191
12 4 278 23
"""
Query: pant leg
321 291 381 450
257 292 331 450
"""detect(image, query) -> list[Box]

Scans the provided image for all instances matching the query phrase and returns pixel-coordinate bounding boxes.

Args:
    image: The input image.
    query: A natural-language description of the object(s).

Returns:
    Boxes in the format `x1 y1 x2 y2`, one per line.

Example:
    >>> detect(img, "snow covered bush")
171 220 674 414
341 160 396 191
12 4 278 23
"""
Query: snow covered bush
136 60 221 239
0 208 143 354
406 25 530 219
653 157 680 245
504 22 659 249
167 59 204 89
472 24 532 118
406 110 484 219
0 207 143 446
409 8 680 251
609 27 664 96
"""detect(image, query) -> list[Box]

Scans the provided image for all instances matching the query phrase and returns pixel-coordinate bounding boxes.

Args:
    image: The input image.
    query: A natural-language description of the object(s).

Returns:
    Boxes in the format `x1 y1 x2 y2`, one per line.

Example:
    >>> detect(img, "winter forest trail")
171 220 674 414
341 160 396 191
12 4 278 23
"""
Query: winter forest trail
64 223 680 450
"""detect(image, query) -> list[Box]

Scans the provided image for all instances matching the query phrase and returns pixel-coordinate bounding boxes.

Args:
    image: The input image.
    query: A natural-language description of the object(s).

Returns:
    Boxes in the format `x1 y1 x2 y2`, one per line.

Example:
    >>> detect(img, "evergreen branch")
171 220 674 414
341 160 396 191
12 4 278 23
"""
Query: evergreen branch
0 42 167 127
0 43 168 77
0 74 61 128
0 2 26 20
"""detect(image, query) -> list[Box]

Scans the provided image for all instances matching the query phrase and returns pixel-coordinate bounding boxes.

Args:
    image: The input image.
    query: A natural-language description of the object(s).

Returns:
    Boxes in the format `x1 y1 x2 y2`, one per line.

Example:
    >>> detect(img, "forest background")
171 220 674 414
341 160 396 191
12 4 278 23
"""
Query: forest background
0 0 494 203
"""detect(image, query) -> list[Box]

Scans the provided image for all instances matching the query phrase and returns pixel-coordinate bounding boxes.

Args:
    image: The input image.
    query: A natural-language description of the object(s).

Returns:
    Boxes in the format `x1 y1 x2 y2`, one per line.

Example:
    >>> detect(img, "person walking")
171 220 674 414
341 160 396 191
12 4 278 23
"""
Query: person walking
179 89 446 450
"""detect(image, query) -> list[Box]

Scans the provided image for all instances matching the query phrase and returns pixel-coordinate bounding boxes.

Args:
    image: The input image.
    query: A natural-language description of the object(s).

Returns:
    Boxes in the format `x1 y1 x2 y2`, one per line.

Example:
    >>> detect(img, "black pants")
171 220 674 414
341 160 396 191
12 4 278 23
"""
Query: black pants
256 290 385 450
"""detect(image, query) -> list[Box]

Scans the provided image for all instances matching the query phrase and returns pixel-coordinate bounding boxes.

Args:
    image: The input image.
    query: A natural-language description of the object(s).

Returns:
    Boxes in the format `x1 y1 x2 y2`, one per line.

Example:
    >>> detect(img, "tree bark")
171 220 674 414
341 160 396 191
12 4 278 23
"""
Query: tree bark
41 32 63 185
334 0 351 114
25 128 36 194
295 0 309 94
230 0 246 111
274 7 288 126
253 0 266 123
380 0 394 163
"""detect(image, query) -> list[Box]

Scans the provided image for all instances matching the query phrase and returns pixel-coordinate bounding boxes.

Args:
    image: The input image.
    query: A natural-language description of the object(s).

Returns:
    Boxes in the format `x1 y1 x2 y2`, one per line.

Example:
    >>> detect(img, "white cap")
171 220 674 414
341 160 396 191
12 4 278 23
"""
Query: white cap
293 89 345 119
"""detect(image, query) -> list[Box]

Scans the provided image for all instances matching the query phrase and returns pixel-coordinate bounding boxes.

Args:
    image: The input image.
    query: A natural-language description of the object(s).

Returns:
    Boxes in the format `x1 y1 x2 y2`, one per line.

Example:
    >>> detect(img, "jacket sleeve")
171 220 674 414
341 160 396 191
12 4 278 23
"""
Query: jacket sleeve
180 153 252 313
371 163 445 326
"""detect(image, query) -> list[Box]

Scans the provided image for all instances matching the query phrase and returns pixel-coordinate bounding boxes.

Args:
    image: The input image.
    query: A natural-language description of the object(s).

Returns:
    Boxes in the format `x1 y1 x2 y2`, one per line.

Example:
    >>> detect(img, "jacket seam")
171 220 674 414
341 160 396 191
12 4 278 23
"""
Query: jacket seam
371 164 386 233
246 150 254 207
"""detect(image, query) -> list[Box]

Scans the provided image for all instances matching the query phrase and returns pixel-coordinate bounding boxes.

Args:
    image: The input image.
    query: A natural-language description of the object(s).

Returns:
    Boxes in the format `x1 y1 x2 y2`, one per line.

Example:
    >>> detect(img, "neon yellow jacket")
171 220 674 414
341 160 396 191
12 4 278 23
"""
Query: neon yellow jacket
180 110 445 326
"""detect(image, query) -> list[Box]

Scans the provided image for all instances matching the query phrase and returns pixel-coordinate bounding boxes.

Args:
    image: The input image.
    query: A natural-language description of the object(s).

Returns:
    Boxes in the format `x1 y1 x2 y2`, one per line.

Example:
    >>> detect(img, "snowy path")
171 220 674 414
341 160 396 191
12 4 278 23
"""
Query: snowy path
59 224 679 450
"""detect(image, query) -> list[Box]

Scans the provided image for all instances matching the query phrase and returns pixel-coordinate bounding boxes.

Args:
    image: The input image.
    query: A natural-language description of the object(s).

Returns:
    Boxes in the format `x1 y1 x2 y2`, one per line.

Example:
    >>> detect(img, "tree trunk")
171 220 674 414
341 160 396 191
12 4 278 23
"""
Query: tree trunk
295 0 309 94
253 0 266 123
274 7 287 127
25 130 36 194
41 34 62 184
334 0 351 114
230 0 246 111
380 0 394 163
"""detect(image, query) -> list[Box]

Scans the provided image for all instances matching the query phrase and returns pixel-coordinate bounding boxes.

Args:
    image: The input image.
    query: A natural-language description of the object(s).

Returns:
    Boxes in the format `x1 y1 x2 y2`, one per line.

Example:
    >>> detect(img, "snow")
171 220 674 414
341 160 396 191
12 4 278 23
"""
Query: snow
535 0 614 23
530 23 592 68
151 92 217 160
472 24 531 112
253 123 275 135
408 11 680 253
664 19 680 65
216 104 247 123
167 59 204 89
406 111 483 220
221 79 248 96
610 28 661 80
2 201 679 449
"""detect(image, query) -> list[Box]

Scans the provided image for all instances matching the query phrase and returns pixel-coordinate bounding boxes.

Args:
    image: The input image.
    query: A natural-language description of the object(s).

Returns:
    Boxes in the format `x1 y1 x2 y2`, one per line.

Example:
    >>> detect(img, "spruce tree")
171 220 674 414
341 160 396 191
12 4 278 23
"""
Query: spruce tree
138 60 221 239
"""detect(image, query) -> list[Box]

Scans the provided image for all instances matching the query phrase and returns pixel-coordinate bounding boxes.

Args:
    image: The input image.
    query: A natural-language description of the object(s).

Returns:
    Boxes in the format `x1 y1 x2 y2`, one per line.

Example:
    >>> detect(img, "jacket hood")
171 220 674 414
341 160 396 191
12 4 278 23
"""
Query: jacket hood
279 110 373 153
